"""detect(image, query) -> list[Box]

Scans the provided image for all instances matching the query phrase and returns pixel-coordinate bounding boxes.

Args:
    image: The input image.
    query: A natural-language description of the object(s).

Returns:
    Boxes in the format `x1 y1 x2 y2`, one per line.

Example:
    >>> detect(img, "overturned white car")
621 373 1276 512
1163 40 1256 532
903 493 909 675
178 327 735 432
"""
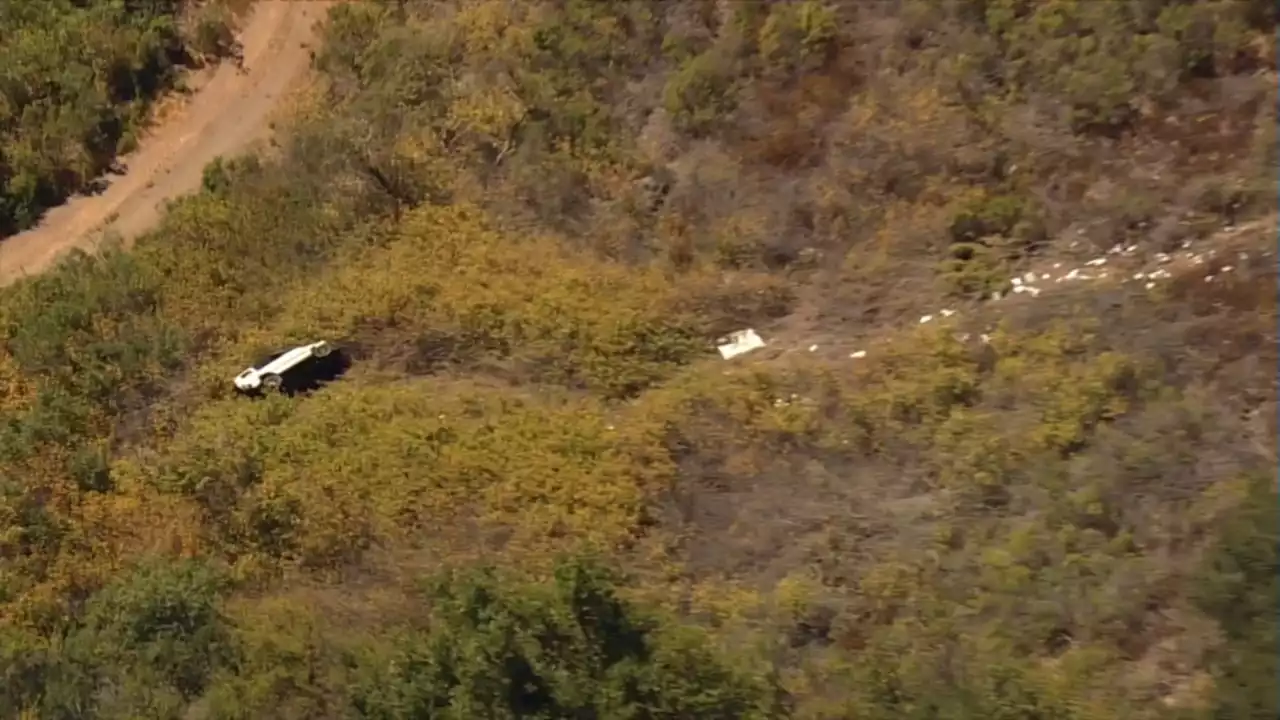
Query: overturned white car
233 340 336 394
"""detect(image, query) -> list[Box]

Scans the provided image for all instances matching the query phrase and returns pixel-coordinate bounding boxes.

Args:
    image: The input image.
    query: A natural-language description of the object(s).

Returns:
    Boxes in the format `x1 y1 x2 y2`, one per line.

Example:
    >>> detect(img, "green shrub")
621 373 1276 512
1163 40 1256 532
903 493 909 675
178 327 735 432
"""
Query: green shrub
349 558 777 719
664 48 741 136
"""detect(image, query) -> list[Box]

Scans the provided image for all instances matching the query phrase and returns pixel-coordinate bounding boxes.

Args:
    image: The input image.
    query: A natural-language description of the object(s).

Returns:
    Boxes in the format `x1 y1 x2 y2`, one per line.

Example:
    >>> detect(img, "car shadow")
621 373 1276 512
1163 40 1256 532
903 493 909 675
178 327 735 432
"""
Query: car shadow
237 348 352 399
281 349 353 396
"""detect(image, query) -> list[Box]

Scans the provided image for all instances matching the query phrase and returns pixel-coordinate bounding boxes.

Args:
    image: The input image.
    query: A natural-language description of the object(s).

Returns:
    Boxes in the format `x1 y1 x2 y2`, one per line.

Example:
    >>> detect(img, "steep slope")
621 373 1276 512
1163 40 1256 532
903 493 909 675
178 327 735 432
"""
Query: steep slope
0 1 1274 718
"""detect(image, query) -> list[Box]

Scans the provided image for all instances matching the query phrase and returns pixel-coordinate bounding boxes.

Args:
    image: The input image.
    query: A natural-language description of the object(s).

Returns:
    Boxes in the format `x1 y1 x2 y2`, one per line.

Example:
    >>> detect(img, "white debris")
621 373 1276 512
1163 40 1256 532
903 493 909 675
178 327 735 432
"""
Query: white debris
1204 275 1215 283
1085 257 1107 267
1023 272 1037 283
850 350 867 359
1156 253 1170 263
717 329 766 360
1238 251 1249 261
1011 276 1023 286
1053 262 1063 269
1220 265 1233 273
1181 239 1193 249
1145 282 1156 289
1133 272 1146 280
980 333 992 343
1125 244 1138 254
940 308 957 317
808 344 819 352
919 315 934 324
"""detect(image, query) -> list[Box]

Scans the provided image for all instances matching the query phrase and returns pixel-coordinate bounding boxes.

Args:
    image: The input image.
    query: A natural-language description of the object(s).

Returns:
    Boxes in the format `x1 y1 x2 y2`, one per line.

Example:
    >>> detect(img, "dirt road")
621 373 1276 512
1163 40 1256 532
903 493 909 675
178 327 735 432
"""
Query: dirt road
0 0 334 286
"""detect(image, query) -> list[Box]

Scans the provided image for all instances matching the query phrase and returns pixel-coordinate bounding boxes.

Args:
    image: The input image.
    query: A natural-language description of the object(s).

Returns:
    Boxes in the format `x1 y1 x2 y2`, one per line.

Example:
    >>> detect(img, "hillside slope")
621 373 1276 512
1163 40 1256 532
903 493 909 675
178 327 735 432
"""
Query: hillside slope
0 1 1275 718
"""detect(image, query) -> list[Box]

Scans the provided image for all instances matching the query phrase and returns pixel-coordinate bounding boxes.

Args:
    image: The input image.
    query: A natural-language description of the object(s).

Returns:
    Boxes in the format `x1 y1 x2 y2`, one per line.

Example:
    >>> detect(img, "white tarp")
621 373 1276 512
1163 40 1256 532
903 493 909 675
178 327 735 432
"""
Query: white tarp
717 328 766 360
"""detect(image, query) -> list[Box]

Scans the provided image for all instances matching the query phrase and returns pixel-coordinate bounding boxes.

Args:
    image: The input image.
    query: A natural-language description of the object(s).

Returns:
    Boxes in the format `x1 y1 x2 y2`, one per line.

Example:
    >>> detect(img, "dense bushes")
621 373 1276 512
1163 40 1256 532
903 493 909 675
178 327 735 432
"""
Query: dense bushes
3 555 770 718
0 0 1275 717
345 558 776 719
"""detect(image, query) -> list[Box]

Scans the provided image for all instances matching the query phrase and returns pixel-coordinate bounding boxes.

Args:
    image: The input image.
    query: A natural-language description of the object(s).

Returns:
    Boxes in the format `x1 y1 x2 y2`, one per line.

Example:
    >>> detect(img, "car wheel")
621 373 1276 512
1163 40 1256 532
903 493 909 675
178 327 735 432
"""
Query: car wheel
313 343 332 358
262 374 283 392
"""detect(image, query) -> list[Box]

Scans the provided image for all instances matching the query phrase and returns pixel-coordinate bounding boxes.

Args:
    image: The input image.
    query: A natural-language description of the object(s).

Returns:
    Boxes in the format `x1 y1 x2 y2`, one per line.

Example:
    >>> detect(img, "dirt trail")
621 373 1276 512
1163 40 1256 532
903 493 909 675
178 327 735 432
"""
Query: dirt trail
0 0 334 286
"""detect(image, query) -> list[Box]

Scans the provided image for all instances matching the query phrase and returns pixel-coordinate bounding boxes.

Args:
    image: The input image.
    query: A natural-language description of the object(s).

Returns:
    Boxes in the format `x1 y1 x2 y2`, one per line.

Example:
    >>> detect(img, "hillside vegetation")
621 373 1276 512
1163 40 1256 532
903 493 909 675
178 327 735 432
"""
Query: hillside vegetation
0 0 239 236
0 0 1276 718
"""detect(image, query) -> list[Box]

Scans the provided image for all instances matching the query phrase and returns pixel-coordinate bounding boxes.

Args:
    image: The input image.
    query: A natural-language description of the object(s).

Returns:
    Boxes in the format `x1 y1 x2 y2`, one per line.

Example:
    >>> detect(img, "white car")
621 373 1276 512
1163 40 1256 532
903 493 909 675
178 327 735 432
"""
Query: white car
233 340 335 393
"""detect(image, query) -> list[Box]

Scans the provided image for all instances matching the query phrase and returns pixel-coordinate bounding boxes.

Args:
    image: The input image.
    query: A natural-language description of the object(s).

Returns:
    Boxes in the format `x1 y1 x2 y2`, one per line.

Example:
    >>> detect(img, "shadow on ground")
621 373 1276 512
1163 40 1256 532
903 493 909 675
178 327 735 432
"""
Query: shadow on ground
240 348 354 398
